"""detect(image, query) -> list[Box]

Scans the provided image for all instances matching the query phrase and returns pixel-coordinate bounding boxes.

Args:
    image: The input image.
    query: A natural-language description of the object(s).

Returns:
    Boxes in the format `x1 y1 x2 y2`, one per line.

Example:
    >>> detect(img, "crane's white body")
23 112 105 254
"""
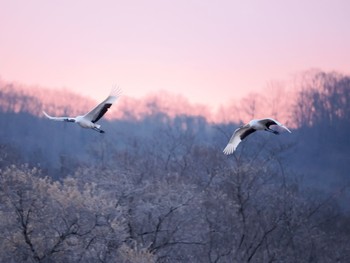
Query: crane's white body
223 118 291 155
74 115 101 129
43 88 121 133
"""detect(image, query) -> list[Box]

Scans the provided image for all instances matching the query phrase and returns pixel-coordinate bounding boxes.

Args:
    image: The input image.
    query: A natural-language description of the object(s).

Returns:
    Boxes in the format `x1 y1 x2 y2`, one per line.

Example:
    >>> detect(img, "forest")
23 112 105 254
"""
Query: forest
0 70 349 262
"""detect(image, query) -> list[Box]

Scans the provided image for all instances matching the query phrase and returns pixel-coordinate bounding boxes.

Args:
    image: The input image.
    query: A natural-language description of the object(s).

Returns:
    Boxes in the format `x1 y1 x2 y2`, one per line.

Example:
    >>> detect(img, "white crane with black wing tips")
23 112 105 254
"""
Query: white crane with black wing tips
223 118 291 155
43 87 121 133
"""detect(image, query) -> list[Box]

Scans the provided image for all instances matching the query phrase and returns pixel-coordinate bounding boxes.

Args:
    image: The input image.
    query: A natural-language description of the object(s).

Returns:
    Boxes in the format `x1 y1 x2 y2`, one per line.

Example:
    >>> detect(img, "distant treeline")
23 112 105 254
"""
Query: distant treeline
0 71 349 262
0 70 349 182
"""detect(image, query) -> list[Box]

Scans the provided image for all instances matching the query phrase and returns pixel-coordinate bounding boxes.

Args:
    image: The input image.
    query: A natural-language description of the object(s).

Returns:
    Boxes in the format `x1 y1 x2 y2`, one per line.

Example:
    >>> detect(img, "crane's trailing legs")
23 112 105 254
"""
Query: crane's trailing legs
93 127 105 133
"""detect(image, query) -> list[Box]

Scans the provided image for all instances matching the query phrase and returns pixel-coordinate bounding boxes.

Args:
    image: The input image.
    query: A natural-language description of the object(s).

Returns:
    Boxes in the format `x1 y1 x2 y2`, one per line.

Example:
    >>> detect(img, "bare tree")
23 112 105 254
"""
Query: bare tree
0 165 128 262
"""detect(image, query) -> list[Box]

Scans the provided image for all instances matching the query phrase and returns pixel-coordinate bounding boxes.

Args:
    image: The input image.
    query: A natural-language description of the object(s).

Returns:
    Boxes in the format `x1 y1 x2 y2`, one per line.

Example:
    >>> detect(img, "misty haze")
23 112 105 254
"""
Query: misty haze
0 70 349 262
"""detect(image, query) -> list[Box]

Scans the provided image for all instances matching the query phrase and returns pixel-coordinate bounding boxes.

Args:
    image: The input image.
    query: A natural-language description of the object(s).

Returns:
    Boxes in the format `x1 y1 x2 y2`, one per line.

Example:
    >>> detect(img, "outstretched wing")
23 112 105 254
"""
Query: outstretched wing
223 125 256 155
43 111 75 122
84 87 121 123
259 118 291 133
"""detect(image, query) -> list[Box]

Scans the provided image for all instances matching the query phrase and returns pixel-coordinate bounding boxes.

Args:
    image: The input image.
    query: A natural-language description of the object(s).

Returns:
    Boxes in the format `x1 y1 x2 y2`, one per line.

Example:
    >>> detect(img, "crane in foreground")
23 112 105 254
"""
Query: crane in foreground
43 88 121 133
223 118 291 155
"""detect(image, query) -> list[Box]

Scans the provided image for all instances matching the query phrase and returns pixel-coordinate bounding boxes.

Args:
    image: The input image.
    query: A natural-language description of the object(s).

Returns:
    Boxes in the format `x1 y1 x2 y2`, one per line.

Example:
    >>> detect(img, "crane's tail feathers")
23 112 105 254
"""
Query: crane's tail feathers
223 143 235 155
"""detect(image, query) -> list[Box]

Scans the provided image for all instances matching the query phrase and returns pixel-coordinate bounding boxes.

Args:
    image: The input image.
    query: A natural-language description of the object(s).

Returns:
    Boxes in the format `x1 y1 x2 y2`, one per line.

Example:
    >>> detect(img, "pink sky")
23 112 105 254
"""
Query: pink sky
1 0 349 110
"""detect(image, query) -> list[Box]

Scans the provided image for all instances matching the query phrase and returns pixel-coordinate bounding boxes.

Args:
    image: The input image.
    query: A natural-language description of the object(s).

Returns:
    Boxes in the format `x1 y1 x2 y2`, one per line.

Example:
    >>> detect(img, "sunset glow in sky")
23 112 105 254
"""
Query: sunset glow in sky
1 0 349 109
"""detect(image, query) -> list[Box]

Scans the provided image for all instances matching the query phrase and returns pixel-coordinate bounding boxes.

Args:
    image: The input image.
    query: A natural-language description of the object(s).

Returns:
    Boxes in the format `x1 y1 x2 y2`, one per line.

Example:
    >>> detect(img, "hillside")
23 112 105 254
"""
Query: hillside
0 71 349 262
0 78 295 124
